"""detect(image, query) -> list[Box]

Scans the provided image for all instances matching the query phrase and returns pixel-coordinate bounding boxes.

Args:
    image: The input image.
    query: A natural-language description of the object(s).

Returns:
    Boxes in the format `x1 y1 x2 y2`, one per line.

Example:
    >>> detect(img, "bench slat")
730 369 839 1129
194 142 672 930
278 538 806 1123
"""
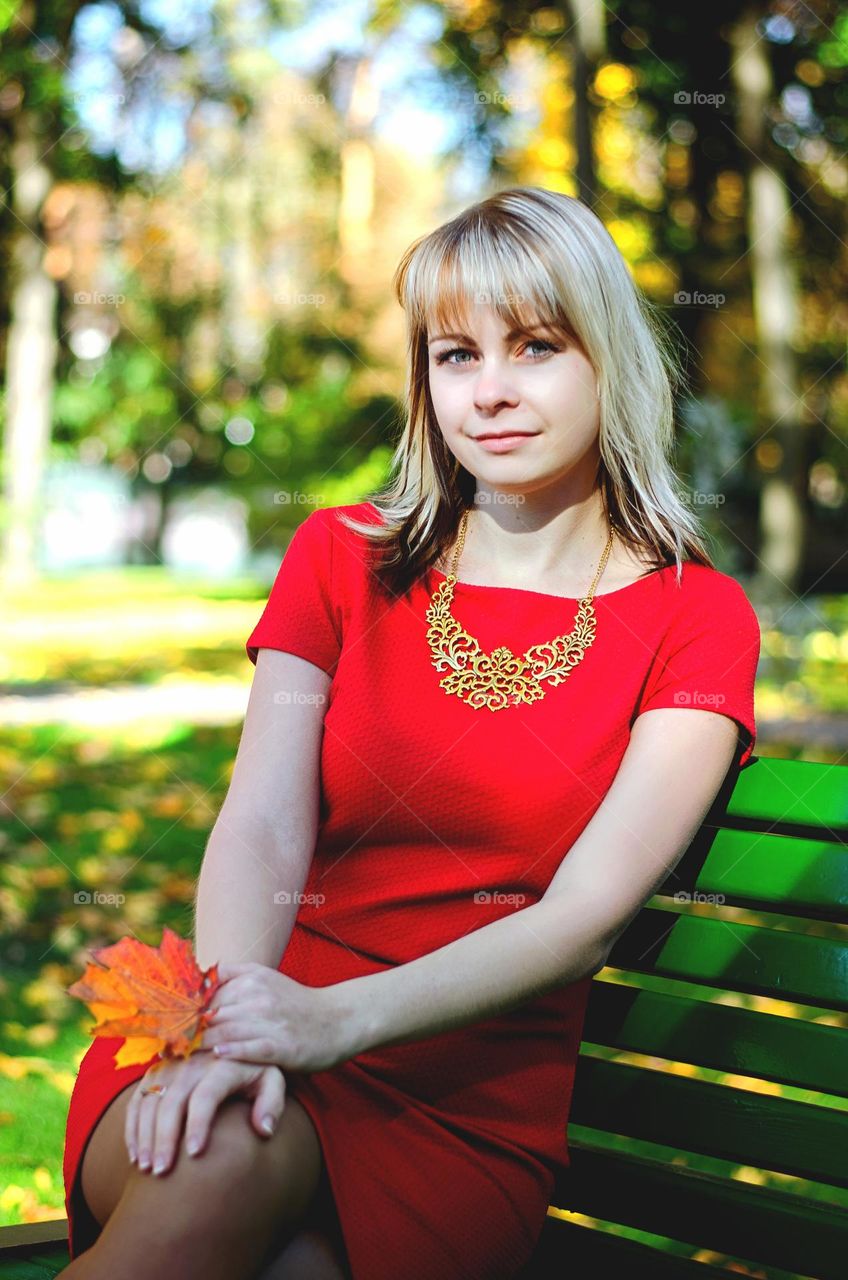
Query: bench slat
721 758 848 834
582 980 848 1096
660 825 848 920
528 1216 746 1278
570 1057 848 1186
608 906 848 1009
0 1254 65 1280
555 1137 847 1280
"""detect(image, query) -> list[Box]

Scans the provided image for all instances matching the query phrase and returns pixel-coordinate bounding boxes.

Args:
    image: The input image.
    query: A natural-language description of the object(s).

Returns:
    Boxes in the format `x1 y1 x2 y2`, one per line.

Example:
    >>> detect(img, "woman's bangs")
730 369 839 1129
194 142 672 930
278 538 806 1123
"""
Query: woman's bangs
416 234 569 342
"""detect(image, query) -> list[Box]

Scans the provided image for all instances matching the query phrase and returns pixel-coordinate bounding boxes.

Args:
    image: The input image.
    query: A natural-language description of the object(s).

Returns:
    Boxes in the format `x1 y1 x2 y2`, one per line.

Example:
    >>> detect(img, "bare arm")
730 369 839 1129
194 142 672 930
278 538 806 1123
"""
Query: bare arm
335 707 741 1054
193 646 331 971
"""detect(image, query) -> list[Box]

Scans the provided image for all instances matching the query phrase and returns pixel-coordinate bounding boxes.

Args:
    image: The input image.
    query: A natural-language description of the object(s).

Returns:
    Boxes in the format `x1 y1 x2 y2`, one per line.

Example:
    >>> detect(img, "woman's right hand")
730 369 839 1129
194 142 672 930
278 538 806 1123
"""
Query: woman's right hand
124 1051 286 1177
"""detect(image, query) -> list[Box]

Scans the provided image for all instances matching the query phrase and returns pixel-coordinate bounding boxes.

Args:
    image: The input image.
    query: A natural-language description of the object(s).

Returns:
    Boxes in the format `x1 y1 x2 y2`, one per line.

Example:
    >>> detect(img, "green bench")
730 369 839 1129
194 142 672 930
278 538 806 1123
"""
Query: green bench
2 753 846 1280
525 752 848 1280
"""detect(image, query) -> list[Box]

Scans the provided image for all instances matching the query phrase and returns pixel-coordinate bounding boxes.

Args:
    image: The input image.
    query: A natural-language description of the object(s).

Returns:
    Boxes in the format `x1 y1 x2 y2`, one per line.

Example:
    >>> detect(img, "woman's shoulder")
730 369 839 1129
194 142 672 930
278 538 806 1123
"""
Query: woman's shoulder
656 559 760 640
672 559 757 605
305 502 386 593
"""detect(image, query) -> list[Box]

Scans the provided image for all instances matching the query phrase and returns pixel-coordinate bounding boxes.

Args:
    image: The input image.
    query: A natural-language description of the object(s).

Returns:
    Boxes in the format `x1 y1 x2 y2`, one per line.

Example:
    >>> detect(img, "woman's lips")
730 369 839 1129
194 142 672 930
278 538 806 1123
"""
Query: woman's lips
474 433 539 453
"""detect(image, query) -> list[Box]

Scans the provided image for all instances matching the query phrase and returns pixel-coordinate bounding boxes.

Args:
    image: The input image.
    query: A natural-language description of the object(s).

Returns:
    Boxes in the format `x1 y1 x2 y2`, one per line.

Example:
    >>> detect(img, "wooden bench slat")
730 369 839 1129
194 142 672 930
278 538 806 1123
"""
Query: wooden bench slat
660 825 848 921
570 1057 848 1186
554 1137 847 1280
583 980 848 1096
720 758 848 834
0 1254 66 1280
607 906 848 1009
0 1222 68 1253
528 1216 747 1278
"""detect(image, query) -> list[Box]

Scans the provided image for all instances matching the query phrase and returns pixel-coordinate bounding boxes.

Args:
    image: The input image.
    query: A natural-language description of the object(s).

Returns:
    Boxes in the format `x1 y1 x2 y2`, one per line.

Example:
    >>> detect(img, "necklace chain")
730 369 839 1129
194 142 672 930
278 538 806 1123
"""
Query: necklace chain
425 509 615 712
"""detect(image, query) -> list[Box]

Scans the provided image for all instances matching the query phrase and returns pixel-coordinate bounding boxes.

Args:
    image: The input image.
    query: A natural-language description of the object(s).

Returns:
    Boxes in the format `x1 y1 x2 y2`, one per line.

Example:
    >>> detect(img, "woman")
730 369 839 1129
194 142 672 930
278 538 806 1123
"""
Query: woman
61 186 760 1280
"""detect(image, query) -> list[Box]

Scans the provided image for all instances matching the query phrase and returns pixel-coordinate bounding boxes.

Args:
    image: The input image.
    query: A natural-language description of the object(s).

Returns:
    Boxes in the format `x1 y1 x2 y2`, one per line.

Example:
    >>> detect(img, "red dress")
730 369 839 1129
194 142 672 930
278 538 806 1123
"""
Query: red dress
62 500 760 1277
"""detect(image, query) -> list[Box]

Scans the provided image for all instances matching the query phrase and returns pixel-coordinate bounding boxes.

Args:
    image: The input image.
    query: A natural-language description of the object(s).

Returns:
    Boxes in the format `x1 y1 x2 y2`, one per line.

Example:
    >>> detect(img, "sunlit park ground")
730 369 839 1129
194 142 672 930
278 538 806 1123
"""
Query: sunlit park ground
1 568 848 1226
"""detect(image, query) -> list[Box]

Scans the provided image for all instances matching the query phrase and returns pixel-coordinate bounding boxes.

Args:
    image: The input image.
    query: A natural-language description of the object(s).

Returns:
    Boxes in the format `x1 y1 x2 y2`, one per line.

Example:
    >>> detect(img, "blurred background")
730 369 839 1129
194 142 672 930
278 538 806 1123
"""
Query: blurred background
0 0 846 1243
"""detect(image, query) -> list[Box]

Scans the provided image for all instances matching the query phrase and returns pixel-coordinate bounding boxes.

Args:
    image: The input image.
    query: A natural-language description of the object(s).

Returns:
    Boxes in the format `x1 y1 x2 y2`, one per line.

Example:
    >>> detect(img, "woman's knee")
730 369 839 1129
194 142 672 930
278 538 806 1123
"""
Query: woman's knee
84 1091 323 1238
165 1095 321 1213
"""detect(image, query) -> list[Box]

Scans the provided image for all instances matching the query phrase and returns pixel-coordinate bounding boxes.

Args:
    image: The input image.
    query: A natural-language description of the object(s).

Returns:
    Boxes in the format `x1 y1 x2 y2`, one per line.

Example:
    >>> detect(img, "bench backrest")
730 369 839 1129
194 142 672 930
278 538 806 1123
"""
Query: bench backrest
545 754 848 1279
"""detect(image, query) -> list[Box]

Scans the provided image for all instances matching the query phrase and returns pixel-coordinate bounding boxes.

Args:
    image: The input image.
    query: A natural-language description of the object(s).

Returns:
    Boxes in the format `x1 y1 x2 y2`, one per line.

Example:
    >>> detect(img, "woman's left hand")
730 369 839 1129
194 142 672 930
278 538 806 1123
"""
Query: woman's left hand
199 963 360 1073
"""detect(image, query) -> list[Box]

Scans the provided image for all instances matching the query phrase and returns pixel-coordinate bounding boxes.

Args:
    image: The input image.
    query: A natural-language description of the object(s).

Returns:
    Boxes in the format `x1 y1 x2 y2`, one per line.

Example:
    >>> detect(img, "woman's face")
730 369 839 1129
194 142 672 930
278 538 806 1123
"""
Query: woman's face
427 303 601 501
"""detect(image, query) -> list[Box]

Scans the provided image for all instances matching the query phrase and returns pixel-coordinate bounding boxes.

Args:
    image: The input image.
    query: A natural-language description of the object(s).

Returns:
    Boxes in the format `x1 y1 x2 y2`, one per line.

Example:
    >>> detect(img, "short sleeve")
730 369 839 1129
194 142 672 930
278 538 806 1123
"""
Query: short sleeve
635 567 761 767
246 508 342 675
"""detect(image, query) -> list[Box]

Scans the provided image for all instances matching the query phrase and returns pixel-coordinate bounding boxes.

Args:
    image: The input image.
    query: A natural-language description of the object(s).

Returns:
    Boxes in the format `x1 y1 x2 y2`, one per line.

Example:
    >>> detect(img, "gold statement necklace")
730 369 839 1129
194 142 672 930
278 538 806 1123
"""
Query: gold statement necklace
425 509 615 712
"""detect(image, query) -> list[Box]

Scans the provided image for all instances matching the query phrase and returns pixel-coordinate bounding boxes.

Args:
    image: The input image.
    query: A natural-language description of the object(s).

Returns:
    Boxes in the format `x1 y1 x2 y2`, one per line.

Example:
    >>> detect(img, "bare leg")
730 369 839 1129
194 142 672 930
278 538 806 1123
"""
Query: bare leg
257 1226 351 1280
256 1162 352 1280
57 1085 325 1280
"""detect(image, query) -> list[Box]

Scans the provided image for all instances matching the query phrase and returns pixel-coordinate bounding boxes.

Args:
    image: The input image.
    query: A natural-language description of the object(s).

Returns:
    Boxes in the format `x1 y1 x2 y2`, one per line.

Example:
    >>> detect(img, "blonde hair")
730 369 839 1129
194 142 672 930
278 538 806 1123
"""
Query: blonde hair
337 185 713 598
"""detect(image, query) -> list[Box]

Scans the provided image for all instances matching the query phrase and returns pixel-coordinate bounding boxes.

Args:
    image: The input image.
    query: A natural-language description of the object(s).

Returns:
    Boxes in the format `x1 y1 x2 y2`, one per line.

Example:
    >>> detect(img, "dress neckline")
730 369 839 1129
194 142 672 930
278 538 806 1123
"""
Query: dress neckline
426 560 679 603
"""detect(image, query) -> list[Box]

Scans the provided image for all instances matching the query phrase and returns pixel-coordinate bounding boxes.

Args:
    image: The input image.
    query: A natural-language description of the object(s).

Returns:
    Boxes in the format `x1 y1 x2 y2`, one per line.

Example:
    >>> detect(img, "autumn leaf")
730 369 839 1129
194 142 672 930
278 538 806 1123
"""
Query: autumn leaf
67 926 221 1068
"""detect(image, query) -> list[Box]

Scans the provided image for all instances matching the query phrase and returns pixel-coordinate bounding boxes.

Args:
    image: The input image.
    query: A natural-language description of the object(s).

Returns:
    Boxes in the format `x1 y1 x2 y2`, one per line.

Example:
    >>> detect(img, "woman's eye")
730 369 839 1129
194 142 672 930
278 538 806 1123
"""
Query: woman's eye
524 340 557 358
434 347 472 366
434 339 558 367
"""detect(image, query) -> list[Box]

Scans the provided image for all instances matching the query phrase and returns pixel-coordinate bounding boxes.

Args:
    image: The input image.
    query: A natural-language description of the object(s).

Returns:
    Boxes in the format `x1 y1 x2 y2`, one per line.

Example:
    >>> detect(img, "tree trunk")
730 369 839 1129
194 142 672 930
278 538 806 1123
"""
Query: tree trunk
1 108 58 588
567 0 606 208
729 7 807 600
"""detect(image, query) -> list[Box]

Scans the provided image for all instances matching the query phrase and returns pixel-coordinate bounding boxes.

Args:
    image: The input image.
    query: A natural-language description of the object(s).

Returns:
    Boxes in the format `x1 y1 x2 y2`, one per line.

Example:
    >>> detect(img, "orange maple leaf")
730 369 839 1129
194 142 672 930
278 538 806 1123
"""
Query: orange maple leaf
67 926 221 1068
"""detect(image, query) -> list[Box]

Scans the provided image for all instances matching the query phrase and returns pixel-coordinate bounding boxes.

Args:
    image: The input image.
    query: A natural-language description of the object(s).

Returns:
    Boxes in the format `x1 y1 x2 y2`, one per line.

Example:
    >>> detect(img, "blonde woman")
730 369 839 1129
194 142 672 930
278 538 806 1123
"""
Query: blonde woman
61 187 760 1280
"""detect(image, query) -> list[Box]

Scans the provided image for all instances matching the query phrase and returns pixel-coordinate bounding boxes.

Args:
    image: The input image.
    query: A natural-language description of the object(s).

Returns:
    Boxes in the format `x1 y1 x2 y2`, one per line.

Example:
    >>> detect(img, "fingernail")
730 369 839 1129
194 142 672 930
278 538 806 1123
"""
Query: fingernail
214 1044 231 1055
261 1115 276 1135
187 1138 200 1156
138 1151 150 1171
128 1146 137 1164
153 1157 167 1175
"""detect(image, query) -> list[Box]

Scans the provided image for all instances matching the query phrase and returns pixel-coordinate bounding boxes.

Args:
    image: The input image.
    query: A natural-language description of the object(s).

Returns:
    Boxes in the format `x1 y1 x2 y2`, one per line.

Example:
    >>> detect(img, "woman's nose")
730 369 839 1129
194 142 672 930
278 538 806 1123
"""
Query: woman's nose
473 361 519 409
